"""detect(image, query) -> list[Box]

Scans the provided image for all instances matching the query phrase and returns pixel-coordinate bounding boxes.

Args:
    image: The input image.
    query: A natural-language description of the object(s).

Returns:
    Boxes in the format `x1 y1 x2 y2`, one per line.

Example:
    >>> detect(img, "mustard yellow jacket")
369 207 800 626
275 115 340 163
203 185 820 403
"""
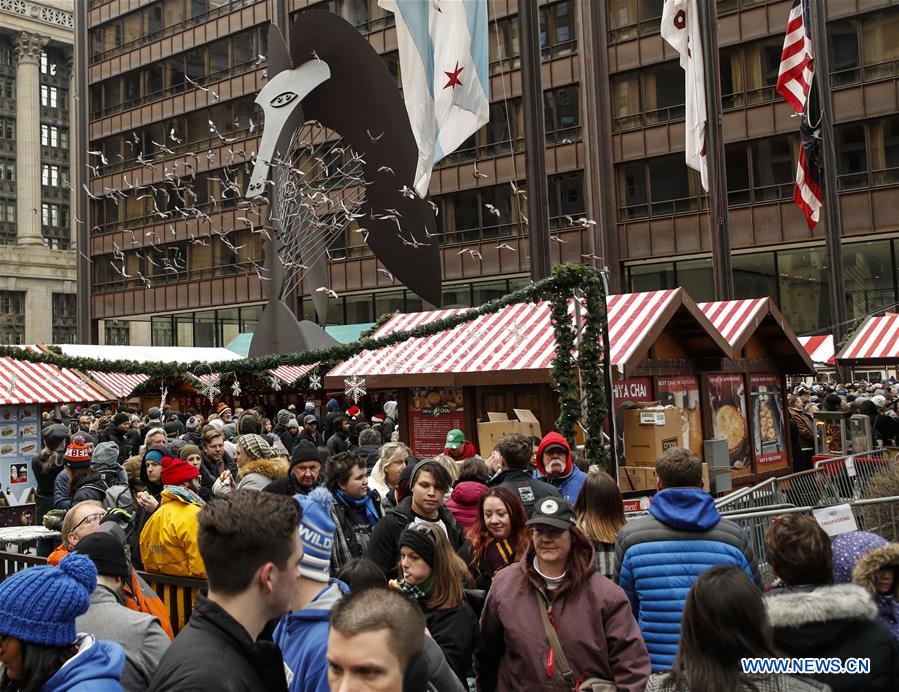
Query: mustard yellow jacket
139 487 206 579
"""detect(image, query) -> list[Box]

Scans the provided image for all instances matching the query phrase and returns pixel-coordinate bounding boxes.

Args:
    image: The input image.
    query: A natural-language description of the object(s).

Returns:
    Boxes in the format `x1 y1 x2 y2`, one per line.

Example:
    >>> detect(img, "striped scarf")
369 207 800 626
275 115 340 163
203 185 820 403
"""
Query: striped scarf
485 538 516 575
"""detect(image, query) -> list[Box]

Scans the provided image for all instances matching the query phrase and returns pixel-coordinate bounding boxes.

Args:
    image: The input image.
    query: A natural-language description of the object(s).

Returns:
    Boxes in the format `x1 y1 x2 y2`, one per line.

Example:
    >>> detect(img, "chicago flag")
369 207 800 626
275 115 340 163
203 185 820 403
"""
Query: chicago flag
379 0 490 197
660 0 708 191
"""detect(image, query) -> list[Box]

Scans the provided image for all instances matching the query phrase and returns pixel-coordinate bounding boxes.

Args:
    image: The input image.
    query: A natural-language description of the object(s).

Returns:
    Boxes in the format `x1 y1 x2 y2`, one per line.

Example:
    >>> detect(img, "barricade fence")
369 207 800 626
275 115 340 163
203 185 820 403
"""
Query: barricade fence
0 553 205 636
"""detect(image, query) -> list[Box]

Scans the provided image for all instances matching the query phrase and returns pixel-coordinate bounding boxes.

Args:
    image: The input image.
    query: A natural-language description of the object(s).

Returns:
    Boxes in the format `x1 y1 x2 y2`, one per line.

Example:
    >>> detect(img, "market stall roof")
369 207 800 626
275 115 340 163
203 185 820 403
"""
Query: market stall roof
798 335 836 366
698 298 814 373
837 314 899 364
271 364 316 384
88 372 151 400
324 288 732 388
0 347 109 405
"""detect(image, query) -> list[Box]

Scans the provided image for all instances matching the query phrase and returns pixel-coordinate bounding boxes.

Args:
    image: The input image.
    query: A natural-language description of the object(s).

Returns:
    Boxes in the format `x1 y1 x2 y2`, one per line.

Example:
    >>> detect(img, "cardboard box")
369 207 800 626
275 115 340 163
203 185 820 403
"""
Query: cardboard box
477 409 543 458
623 405 682 466
618 463 709 493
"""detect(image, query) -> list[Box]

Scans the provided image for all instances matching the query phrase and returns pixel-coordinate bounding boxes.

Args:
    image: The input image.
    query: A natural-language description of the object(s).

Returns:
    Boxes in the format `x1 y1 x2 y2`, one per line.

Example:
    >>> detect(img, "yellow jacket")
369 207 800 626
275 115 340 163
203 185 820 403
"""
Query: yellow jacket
139 487 206 579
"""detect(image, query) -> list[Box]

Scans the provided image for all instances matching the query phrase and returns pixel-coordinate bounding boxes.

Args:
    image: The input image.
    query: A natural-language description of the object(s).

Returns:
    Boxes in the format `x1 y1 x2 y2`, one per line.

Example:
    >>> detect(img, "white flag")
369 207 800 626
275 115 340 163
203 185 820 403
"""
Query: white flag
379 0 490 197
661 0 708 191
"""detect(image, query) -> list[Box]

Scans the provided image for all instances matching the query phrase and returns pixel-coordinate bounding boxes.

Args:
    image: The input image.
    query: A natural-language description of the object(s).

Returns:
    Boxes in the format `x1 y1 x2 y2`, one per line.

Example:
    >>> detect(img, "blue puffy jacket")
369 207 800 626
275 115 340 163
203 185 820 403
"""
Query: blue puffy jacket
42 634 125 692
614 488 761 671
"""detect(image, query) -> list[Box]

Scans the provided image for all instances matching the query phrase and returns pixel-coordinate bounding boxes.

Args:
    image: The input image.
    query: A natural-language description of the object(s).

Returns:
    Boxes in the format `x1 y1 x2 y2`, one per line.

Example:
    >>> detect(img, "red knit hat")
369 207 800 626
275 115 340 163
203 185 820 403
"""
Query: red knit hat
63 442 91 469
161 456 199 486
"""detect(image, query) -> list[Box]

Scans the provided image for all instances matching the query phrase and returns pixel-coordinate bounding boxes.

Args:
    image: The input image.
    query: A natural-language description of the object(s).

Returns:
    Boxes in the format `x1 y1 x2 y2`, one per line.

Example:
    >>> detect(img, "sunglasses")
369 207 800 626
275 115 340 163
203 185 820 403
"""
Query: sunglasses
407 523 438 540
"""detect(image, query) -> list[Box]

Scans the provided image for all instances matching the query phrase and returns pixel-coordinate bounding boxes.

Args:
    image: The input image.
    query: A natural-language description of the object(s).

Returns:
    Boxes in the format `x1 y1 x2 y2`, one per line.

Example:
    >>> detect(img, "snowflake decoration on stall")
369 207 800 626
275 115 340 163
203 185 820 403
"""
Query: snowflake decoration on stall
6 373 16 397
308 372 322 391
344 375 366 404
77 377 88 390
231 379 242 397
201 376 221 404
503 319 525 345
269 375 282 392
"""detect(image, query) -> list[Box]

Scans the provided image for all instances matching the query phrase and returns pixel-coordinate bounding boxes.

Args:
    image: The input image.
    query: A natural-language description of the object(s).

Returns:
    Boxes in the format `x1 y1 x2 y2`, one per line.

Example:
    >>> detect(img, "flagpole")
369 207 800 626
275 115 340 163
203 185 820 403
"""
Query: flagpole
808 0 848 345
698 0 733 300
519 0 553 281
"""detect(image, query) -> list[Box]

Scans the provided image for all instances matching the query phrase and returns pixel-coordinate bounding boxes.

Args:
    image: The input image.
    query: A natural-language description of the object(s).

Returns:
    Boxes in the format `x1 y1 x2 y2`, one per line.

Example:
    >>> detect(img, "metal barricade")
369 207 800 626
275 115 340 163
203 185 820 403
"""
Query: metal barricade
815 449 898 502
715 476 780 513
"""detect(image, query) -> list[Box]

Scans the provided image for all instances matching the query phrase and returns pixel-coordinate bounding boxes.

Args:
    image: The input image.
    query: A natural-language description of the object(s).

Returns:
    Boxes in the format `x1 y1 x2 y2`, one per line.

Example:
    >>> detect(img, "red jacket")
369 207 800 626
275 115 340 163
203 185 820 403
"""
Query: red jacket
476 550 650 691
446 481 489 530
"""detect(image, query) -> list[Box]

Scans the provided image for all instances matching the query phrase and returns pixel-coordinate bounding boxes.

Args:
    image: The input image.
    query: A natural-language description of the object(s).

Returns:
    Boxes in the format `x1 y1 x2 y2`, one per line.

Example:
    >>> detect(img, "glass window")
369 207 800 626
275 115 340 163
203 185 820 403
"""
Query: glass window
145 64 164 95
51 294 77 345
870 115 899 185
552 171 585 225
835 123 868 190
733 252 778 301
444 189 480 244
472 280 509 306
676 259 715 303
617 161 648 219
829 19 859 85
145 4 164 35
374 292 405 319
0 291 25 344
233 31 255 66
649 155 696 214
194 310 216 347
608 0 637 40
843 241 896 321
751 136 795 200
860 10 899 71
645 62 684 121
152 316 173 346
208 39 229 74
175 314 194 347
104 320 131 346
612 72 641 129
480 184 515 237
442 285 471 307
777 247 831 335
164 0 187 27
218 308 240 347
628 263 674 292
345 294 374 324
726 143 750 205
122 12 142 46
240 305 263 334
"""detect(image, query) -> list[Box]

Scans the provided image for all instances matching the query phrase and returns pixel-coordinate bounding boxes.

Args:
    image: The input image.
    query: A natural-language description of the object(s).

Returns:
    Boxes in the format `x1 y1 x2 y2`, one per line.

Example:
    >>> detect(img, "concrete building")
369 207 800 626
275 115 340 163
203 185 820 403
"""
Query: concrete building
81 0 899 345
0 0 77 344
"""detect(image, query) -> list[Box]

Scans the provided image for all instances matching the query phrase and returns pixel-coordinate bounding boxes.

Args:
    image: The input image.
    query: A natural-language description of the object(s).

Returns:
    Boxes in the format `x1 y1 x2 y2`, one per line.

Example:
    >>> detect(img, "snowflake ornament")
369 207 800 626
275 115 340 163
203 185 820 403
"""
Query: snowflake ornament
308 373 322 391
269 375 282 392
201 376 221 403
6 373 16 396
231 379 242 397
344 375 366 403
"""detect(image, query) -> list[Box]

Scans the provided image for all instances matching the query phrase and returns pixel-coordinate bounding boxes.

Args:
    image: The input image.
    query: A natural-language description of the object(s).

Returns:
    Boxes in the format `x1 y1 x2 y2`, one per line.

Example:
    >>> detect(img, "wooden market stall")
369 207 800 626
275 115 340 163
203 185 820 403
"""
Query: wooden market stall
836 313 899 381
698 298 815 481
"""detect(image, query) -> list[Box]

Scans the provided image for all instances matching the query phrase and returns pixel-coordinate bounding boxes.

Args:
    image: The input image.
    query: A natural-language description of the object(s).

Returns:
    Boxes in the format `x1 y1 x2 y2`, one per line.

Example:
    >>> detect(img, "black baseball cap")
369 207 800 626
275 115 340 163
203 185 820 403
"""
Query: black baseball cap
527 496 577 531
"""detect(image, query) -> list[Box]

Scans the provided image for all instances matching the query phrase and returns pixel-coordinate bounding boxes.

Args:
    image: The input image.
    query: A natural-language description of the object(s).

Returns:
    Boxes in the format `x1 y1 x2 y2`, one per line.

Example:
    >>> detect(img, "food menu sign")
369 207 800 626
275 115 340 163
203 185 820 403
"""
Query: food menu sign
708 374 751 477
0 405 39 507
408 388 465 458
749 374 788 470
656 375 703 460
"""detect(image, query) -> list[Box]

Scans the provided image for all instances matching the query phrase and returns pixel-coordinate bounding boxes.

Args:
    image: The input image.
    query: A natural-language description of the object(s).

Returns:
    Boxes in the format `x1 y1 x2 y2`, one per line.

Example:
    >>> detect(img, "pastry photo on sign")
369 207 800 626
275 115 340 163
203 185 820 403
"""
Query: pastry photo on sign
708 373 750 475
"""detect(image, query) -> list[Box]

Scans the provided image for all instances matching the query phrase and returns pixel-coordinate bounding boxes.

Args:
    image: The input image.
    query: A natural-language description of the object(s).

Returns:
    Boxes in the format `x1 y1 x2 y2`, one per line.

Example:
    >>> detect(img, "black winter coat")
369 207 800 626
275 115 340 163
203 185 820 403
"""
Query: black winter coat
366 495 468 577
326 432 349 457
489 468 561 517
199 451 237 489
423 601 479 685
263 473 320 496
765 583 899 692
102 428 140 464
148 594 288 692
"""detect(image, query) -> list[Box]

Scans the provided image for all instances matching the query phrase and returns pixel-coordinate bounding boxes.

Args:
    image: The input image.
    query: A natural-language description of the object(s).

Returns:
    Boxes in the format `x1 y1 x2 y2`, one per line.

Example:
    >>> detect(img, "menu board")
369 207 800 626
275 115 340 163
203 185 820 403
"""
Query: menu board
408 388 465 458
0 405 39 507
611 377 655 461
657 375 703 460
708 374 751 477
749 374 788 470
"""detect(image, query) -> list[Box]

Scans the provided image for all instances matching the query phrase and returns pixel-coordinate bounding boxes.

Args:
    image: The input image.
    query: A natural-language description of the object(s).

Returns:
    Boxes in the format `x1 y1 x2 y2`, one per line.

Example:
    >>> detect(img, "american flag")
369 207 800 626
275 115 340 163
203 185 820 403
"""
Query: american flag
775 0 813 114
777 0 822 228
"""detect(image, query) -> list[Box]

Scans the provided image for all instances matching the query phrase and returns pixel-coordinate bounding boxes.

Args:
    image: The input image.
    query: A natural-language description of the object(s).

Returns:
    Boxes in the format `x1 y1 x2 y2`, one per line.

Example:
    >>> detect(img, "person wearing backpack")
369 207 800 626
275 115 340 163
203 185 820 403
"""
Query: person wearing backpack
73 441 134 512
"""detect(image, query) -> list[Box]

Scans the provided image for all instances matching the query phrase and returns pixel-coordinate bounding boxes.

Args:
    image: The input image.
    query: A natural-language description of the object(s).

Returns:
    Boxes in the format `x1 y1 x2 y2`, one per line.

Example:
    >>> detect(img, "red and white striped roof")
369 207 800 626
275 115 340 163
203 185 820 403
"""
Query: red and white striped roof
838 314 899 362
0 347 109 405
798 335 835 366
326 290 691 384
88 372 150 399
698 298 768 347
270 364 315 384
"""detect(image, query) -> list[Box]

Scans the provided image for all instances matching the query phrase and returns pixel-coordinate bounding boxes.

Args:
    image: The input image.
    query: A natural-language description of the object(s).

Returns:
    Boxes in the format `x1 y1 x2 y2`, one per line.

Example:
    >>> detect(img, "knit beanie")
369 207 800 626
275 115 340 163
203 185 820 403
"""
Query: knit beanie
113 412 130 428
164 420 184 437
144 447 166 465
186 416 201 432
208 419 225 432
180 444 201 460
294 487 336 583
147 407 162 421
75 531 130 580
287 419 299 429
277 409 291 426
291 442 322 469
398 525 436 567
237 434 274 461
0 552 96 646
64 442 91 469
161 456 199 486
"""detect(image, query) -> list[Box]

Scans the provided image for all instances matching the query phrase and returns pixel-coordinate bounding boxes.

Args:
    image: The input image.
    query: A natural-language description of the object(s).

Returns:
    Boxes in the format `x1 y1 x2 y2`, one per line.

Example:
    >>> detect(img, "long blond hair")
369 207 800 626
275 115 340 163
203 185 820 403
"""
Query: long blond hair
574 467 626 544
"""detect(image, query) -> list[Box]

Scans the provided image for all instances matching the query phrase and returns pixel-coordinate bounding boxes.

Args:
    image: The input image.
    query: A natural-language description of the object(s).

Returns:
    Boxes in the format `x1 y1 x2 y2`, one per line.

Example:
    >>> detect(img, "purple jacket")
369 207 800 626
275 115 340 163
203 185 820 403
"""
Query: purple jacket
475 549 650 691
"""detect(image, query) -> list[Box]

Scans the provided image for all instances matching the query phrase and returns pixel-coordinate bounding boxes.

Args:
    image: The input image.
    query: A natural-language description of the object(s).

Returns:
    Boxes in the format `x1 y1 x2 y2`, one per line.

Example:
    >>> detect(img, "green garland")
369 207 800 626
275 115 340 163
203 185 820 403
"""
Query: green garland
1 264 610 460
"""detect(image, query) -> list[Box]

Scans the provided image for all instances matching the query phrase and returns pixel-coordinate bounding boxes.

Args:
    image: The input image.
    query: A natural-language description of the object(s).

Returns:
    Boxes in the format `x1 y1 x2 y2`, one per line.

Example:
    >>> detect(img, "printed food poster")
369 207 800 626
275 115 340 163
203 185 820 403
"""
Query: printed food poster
611 377 655 461
657 375 703 460
708 374 751 477
0 406 39 506
749 374 788 470
408 388 465 458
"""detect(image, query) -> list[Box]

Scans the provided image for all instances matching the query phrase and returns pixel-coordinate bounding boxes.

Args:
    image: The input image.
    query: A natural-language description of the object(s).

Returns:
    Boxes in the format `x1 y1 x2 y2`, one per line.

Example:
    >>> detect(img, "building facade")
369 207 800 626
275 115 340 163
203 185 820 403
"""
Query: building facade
82 0 899 346
0 0 77 344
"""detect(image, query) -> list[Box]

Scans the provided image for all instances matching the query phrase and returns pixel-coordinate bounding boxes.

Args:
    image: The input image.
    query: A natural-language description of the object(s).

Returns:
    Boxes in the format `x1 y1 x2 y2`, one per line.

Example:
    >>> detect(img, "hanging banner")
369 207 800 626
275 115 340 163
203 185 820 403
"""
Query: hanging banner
749 374 788 470
1 405 39 508
657 375 703 460
708 374 751 476
408 388 465 458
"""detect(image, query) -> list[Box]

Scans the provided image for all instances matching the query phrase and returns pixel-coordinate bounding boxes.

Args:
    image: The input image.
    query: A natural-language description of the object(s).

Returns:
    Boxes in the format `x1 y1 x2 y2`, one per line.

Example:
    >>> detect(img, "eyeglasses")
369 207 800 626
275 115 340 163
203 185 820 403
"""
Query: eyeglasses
407 523 438 540
530 525 565 537
72 512 105 532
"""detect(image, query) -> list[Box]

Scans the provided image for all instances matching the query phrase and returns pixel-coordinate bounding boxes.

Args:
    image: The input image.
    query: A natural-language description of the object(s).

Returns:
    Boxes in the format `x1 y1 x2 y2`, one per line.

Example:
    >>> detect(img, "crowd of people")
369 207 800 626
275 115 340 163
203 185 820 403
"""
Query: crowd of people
3 395 898 691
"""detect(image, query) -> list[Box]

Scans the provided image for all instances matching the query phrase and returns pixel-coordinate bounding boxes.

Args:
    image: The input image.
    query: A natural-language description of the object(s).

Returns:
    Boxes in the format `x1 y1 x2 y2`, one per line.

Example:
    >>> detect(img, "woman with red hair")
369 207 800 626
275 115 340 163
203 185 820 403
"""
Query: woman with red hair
466 487 529 591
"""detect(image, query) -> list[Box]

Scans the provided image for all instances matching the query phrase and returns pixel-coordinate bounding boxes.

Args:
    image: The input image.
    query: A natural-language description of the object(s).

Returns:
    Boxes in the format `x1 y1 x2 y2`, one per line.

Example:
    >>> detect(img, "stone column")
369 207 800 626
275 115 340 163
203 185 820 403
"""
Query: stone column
15 32 47 247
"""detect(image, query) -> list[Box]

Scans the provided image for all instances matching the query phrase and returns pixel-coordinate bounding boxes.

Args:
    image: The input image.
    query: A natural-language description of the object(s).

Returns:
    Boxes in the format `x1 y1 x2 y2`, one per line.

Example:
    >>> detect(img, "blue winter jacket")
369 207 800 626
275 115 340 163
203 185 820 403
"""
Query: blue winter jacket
42 635 125 692
537 465 586 505
614 487 761 671
274 581 348 692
